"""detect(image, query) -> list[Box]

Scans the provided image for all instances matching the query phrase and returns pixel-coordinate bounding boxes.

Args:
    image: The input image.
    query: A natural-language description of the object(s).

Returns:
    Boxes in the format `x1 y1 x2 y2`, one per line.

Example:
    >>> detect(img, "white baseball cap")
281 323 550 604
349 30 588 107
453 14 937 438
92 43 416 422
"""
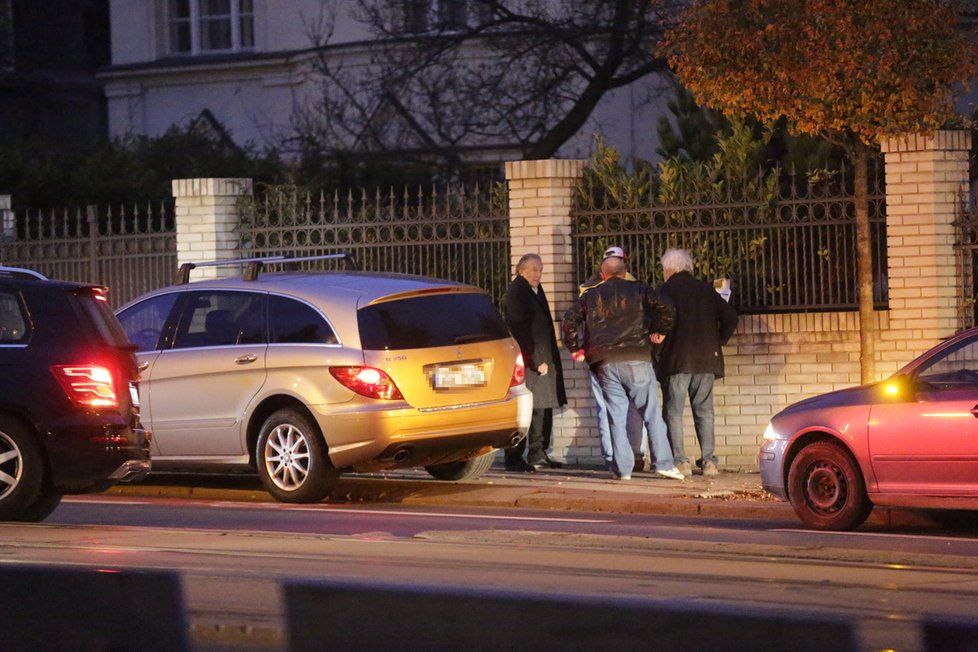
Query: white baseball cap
603 246 627 260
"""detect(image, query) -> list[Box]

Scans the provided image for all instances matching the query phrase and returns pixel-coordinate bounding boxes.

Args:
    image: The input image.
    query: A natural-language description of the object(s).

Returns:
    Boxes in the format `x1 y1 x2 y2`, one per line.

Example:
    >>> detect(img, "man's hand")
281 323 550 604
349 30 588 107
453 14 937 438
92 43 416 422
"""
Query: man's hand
650 332 665 345
572 349 586 363
537 362 549 376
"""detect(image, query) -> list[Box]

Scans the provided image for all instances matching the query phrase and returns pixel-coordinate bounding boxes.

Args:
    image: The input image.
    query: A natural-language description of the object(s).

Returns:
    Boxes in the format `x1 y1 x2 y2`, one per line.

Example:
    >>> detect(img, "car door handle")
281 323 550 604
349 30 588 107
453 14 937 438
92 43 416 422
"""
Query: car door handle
137 361 150 372
235 354 259 365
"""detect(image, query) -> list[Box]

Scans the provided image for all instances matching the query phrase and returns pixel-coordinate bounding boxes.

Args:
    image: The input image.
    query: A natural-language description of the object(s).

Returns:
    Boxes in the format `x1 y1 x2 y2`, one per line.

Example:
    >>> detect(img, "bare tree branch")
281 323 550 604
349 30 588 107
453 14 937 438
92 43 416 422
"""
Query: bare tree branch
291 0 680 176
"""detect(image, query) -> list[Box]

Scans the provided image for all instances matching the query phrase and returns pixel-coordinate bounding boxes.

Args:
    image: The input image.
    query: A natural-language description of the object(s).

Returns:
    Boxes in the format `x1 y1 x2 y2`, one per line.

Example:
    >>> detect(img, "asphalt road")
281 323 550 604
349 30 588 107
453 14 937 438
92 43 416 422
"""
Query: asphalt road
3 486 978 652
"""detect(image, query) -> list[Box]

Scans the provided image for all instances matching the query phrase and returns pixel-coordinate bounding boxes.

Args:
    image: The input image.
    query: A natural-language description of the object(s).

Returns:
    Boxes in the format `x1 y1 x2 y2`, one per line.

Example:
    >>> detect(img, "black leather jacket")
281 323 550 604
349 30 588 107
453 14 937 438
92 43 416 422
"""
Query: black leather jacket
562 277 674 366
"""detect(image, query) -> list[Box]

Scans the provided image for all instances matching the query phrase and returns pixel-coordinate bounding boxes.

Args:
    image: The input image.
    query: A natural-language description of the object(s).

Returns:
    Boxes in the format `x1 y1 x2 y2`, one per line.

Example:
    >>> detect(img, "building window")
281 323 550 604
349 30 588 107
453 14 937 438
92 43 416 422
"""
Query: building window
397 0 479 35
168 0 254 55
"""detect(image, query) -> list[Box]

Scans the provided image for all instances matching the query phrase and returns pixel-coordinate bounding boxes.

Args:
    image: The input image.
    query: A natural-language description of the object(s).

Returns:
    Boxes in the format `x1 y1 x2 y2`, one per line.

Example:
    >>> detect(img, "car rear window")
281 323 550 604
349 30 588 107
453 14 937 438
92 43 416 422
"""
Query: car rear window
358 292 510 351
74 288 131 348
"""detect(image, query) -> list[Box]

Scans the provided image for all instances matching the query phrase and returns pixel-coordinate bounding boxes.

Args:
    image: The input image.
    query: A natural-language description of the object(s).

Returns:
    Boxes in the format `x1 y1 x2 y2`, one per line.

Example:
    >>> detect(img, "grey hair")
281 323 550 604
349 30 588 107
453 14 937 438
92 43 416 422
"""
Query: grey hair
515 253 542 275
661 248 694 274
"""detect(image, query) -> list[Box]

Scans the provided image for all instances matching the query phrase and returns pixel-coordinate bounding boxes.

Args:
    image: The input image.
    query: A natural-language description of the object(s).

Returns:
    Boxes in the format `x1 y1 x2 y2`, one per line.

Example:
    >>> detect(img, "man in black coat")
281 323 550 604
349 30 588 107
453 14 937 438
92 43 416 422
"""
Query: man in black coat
501 253 567 472
657 248 739 477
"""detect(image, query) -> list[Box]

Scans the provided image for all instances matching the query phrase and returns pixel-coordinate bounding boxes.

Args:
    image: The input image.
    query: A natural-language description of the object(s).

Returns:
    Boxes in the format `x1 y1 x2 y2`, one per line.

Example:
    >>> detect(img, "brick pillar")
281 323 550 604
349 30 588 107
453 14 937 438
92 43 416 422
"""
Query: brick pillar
879 131 971 370
171 178 253 280
505 159 597 464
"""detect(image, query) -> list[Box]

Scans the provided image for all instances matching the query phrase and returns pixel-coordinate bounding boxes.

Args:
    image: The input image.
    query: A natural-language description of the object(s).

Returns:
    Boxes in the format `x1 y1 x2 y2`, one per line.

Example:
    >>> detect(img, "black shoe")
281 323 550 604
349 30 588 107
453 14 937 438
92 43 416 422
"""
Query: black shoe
505 459 536 473
530 456 563 470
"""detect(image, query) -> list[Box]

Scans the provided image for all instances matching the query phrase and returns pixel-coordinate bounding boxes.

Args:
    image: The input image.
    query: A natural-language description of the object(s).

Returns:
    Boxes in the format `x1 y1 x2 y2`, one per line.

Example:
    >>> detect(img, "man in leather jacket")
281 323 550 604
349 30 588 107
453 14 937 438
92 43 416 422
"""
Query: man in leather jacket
563 256 683 481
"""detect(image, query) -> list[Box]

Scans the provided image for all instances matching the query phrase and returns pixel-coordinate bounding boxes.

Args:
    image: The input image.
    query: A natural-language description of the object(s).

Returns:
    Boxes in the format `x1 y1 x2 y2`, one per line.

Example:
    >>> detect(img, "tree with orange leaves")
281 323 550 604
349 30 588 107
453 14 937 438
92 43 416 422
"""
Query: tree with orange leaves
665 0 978 382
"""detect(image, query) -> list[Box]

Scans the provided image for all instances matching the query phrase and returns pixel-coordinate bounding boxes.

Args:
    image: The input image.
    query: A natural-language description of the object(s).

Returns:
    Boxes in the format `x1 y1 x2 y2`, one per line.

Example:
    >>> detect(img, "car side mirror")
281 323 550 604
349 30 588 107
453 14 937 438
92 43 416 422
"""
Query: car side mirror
879 373 917 402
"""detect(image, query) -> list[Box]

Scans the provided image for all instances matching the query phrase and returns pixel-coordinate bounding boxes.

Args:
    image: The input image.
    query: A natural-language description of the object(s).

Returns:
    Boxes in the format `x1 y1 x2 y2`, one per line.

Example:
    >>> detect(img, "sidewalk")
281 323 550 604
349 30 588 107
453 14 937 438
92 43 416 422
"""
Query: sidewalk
105 463 945 528
106 464 794 521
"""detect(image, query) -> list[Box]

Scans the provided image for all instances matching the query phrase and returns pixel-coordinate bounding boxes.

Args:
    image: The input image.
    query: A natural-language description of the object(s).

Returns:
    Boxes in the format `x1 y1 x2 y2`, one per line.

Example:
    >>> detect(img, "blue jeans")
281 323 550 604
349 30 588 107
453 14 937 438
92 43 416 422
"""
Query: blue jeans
594 360 674 477
662 373 717 465
589 370 646 464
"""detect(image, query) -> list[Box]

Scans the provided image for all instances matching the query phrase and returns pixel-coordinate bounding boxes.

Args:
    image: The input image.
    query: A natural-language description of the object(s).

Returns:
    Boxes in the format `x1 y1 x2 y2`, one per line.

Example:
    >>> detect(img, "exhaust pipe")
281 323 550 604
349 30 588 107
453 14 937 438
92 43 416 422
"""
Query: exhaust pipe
391 446 413 463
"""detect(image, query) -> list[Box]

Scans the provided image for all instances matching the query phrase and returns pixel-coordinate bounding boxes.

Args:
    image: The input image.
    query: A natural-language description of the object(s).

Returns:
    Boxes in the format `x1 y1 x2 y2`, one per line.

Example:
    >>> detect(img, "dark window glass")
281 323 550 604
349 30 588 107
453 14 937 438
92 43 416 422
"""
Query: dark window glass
917 337 978 388
168 0 192 53
402 0 431 33
0 291 28 343
117 293 180 351
358 292 509 350
75 290 130 348
172 291 265 349
269 296 337 344
437 0 467 30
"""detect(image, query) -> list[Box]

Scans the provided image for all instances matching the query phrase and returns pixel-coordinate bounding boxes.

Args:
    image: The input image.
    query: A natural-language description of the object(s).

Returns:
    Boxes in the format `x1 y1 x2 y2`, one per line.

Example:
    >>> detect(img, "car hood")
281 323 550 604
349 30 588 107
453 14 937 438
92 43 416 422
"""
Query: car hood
776 382 882 418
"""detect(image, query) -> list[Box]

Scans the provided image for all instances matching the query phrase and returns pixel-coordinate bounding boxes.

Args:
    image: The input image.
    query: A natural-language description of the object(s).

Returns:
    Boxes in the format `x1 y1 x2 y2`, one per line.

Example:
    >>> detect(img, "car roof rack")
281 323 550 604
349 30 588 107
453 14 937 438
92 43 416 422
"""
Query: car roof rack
0 266 48 280
174 252 360 285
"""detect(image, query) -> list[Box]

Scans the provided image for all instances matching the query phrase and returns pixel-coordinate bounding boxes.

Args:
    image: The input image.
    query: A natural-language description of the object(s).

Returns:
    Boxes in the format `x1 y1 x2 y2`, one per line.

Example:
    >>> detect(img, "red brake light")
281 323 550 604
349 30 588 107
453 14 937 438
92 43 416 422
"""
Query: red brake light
329 366 404 400
511 353 525 387
51 364 119 409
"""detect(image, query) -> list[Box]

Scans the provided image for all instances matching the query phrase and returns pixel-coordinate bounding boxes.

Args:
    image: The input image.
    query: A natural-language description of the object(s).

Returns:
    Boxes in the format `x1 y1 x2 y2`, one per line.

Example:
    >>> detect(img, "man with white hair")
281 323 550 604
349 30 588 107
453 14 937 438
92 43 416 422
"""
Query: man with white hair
657 248 739 477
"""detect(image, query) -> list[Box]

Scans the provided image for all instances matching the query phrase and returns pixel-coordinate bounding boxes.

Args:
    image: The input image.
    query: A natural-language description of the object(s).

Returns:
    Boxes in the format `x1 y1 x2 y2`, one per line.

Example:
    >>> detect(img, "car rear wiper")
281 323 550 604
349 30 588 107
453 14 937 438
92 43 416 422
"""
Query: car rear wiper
454 333 489 344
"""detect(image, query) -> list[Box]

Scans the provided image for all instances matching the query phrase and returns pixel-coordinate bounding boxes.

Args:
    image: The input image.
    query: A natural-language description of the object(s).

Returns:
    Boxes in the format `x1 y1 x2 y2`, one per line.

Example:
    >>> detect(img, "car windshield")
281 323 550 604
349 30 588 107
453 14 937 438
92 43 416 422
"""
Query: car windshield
357 292 510 350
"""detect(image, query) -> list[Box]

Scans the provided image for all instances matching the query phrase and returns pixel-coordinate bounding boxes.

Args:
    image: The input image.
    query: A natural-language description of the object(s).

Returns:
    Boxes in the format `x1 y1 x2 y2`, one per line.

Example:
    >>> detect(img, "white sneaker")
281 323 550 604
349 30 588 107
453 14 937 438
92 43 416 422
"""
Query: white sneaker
655 467 685 481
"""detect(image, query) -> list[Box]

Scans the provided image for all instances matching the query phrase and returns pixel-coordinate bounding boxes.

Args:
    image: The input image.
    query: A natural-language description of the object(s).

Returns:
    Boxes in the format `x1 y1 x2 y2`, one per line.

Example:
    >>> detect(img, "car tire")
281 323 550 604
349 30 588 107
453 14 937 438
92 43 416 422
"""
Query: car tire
787 440 873 531
425 451 495 481
256 409 338 503
0 416 46 521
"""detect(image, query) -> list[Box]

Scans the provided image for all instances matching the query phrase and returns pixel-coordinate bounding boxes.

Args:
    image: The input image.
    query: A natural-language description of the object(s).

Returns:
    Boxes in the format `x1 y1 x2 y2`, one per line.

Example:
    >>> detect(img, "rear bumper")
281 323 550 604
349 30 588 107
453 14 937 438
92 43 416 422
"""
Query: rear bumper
44 417 152 493
321 386 532 470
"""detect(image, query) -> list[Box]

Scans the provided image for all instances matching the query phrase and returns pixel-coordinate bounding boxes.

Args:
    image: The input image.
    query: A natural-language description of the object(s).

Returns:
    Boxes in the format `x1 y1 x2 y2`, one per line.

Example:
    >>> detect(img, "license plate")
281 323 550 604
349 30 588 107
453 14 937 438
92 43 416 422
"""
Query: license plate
432 362 486 389
129 382 141 408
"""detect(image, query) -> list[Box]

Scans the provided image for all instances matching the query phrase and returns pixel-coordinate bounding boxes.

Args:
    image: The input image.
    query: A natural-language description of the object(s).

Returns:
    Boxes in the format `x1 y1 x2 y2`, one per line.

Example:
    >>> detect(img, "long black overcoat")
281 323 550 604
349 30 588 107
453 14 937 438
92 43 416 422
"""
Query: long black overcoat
656 271 739 378
501 275 567 409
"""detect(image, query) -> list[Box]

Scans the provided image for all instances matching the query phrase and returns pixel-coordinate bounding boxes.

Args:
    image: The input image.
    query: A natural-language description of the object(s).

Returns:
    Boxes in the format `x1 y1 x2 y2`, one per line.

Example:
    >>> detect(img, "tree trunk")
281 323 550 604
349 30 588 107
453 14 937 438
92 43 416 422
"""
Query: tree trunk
854 141 875 383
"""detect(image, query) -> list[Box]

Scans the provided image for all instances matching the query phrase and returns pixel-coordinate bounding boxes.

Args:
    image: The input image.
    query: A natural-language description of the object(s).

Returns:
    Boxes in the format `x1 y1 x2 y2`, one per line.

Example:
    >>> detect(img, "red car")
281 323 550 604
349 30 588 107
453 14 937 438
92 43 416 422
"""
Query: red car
760 327 978 530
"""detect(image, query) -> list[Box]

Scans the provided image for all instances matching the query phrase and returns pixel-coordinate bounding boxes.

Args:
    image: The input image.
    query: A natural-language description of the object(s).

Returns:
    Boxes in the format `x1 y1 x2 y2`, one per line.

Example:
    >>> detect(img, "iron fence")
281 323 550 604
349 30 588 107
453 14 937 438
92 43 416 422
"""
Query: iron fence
955 204 978 329
238 183 511 302
573 164 888 314
0 202 176 307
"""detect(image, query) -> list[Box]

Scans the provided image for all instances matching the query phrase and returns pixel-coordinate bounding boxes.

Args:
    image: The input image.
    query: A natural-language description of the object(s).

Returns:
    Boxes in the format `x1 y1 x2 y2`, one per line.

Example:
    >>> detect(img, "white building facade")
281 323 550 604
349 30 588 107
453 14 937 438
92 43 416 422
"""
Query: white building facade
101 0 669 164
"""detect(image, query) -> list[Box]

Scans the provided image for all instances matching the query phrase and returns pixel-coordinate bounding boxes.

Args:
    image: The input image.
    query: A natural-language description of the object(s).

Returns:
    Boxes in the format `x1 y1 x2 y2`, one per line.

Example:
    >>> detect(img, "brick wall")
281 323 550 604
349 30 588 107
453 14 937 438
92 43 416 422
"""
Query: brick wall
505 131 972 470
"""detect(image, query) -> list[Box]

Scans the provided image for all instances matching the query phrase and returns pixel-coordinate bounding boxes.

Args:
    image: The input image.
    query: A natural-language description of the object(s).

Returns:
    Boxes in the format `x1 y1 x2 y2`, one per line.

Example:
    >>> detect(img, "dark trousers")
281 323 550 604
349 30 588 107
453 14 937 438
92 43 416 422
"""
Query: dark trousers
505 407 552 466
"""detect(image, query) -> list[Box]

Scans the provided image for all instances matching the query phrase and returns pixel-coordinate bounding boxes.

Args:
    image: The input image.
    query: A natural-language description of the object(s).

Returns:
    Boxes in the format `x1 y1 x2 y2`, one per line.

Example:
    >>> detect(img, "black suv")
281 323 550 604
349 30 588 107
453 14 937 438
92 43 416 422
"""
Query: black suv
0 267 150 521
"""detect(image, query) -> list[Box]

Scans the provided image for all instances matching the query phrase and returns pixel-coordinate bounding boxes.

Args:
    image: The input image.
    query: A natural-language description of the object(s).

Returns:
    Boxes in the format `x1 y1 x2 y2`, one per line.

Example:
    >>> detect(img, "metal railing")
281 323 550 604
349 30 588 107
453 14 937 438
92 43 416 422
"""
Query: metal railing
0 202 176 307
572 164 888 314
238 183 511 302
955 202 978 329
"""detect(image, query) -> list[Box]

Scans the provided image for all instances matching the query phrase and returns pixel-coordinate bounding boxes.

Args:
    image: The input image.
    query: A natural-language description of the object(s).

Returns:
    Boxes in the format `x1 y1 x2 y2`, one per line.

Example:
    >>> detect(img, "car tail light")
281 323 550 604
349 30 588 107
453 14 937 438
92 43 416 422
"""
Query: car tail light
330 366 404 400
51 364 119 409
510 353 525 387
